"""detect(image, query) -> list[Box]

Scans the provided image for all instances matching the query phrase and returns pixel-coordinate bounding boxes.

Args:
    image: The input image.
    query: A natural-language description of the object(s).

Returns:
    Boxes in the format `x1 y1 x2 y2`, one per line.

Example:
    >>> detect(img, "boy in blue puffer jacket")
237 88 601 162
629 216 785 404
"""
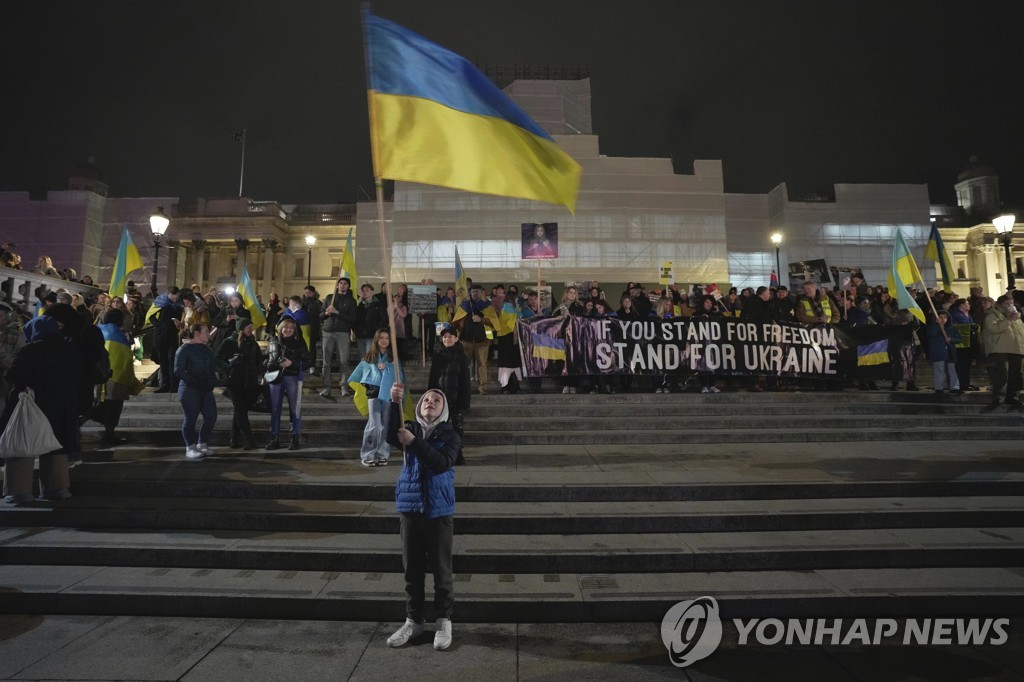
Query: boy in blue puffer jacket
384 384 459 652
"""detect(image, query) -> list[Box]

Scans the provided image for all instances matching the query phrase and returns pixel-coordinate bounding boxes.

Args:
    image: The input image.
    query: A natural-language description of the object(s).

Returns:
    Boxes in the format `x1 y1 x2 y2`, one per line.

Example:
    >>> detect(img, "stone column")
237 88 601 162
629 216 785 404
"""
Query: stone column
261 238 277 299
191 239 207 291
273 242 287 297
235 238 250 276
165 239 181 288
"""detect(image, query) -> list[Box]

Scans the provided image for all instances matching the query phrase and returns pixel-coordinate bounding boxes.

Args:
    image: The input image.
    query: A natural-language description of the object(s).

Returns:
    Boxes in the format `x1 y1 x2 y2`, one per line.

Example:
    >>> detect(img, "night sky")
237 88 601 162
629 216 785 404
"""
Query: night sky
3 1 1021 208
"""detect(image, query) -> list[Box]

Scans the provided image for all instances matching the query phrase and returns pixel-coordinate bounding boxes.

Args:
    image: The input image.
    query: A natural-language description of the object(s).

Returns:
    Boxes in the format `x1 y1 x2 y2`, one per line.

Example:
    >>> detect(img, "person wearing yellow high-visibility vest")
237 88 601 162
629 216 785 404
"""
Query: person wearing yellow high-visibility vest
795 281 838 327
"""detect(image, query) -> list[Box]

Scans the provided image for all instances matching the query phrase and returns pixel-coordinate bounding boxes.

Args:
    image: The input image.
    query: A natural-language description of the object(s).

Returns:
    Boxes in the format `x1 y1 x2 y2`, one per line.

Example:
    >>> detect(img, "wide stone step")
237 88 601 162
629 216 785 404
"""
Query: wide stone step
4 496 1023 534
78 425 1024 445
3 526 1024 573
3 564 1022 620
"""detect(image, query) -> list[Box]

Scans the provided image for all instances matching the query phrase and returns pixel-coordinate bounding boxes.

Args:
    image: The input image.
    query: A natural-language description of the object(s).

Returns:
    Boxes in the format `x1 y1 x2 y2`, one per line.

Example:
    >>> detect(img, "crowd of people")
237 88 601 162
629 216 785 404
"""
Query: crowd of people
3 269 1024 497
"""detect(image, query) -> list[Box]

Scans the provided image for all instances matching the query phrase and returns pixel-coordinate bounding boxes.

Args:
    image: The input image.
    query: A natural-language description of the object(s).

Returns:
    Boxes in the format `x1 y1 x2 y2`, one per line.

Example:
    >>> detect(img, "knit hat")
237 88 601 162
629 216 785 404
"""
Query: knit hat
236 317 253 333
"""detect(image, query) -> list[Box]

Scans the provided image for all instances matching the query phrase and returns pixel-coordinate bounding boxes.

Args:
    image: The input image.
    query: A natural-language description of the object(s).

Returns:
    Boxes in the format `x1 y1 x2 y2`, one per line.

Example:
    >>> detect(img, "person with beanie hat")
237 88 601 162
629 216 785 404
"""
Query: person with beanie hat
427 324 470 464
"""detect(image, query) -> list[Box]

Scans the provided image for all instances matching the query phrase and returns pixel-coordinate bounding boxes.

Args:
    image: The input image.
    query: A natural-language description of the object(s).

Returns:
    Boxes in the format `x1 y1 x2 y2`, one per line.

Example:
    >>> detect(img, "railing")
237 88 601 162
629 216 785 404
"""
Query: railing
0 265 104 311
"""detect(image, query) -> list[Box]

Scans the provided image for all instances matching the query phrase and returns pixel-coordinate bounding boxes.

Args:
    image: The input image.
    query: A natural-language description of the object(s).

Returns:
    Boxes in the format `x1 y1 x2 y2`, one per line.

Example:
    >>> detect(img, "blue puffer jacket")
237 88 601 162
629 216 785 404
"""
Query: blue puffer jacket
387 395 459 519
926 318 962 362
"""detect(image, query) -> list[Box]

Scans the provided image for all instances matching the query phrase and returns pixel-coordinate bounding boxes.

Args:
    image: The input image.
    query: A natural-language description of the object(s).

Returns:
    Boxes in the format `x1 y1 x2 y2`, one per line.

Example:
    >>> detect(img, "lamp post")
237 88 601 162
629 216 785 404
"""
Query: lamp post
994 214 1017 292
305 234 316 287
149 206 170 295
770 232 783 281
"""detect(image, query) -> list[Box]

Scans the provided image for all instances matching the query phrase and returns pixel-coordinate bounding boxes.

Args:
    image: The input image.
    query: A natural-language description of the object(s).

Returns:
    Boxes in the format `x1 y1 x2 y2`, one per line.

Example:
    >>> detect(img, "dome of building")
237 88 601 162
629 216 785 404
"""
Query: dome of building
957 155 997 183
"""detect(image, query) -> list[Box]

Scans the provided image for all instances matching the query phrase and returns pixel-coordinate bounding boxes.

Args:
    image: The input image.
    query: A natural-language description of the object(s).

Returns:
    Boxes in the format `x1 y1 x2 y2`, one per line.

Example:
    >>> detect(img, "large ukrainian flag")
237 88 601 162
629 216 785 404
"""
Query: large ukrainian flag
364 11 582 213
887 230 926 323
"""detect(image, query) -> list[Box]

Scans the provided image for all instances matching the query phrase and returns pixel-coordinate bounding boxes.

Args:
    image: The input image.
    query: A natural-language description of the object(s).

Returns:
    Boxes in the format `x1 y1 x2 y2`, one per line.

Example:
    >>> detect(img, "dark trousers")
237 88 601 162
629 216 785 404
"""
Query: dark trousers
178 385 217 446
102 399 124 436
988 353 1024 402
954 350 974 392
400 512 454 622
229 387 257 445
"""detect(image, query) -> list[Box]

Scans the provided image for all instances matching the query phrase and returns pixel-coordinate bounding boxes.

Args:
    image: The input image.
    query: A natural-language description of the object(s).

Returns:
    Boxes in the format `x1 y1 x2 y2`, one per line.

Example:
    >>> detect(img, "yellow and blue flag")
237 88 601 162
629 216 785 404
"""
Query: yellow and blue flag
857 339 889 367
887 230 926 323
364 11 582 212
236 264 267 331
452 246 470 321
109 224 144 298
341 227 358 287
530 332 566 361
99 322 144 395
925 224 955 293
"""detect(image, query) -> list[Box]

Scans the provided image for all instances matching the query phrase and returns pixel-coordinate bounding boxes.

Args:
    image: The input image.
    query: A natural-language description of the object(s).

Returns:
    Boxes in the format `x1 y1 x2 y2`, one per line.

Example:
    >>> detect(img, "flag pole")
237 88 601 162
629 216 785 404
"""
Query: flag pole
238 128 246 197
363 3 403 385
375 178 403 382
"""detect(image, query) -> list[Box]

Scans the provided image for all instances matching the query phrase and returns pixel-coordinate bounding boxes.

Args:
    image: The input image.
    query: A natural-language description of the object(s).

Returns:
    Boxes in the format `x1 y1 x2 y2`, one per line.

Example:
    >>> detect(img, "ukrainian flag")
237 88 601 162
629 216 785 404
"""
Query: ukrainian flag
364 11 582 212
341 227 358 287
109 224 144 298
857 339 889 367
925 223 955 293
887 230 926 323
99 322 144 395
236 264 267 331
531 331 566 361
452 246 469 321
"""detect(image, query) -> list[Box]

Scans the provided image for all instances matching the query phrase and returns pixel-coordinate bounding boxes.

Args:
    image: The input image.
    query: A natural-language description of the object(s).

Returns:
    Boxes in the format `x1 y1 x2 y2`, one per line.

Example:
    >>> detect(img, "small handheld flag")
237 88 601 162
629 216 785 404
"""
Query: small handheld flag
453 246 469 315
887 230 926 323
925 224 955 293
340 227 358 287
109 224 144 298
236 264 267 330
770 270 779 288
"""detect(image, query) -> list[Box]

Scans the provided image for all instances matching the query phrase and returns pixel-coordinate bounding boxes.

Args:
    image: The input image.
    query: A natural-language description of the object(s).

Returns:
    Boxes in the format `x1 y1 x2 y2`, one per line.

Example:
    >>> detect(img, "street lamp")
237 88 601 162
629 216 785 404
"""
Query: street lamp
305 234 316 287
770 232 783 282
149 206 170 295
994 214 1017 292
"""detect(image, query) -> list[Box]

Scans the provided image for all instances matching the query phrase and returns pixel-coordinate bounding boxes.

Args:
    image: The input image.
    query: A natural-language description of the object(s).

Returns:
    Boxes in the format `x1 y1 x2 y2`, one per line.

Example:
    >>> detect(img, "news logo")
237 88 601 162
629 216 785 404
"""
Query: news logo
660 596 723 667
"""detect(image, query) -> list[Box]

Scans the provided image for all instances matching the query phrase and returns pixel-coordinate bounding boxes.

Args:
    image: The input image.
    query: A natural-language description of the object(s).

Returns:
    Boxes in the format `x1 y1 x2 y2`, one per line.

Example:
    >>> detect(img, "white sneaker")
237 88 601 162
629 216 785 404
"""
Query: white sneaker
198 442 214 455
701 387 710 394
708 386 721 393
434 618 452 650
387 618 424 647
569 387 577 394
562 386 571 394
185 446 205 460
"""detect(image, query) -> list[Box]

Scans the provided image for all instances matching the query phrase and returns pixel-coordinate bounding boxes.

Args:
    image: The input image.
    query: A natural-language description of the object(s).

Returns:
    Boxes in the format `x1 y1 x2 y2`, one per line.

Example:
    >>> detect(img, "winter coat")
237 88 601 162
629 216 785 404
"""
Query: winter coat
321 291 358 333
354 297 387 339
1 317 81 453
387 394 459 519
925 319 961 363
428 342 471 411
218 332 264 389
983 306 1024 356
174 342 217 392
265 334 312 380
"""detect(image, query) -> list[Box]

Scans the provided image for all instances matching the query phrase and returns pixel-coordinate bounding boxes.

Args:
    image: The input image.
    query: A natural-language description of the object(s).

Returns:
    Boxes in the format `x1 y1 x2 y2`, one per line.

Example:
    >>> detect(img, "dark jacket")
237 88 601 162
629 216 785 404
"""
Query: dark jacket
428 342 471 411
321 290 358 333
742 297 774 324
354 296 386 339
151 293 183 354
387 400 459 519
1 317 81 453
174 342 217 392
265 333 312 379
218 332 263 390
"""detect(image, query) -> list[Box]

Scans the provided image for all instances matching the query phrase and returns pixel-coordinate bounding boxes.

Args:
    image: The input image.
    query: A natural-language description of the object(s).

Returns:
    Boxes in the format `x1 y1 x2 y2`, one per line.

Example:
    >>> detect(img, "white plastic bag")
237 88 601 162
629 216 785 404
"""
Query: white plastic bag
0 388 63 458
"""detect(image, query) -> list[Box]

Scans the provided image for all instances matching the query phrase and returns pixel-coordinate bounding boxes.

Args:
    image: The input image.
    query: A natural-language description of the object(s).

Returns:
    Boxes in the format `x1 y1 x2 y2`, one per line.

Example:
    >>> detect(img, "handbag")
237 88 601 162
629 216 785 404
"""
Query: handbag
362 383 380 399
250 385 272 413
0 388 64 458
263 369 282 384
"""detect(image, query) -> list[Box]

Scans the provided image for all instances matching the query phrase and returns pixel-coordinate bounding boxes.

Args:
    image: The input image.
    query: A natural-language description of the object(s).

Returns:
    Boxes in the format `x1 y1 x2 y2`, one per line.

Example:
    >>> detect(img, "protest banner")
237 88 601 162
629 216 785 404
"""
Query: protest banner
517 316 914 383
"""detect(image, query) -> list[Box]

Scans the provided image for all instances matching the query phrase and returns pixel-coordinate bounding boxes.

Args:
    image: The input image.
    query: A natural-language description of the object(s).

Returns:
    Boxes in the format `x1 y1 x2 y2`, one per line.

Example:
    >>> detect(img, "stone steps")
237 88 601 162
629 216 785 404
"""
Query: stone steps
4 525 1024 574
2 565 1022 621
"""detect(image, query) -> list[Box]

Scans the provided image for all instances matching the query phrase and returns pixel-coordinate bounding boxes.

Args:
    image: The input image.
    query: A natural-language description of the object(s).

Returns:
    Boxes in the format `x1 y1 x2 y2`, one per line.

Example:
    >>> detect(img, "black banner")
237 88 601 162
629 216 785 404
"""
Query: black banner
517 316 915 381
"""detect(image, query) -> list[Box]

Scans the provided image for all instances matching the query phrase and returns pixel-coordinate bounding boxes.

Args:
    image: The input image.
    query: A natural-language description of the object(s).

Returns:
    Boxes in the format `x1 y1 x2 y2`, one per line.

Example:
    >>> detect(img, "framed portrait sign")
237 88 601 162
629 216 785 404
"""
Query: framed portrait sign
522 223 558 259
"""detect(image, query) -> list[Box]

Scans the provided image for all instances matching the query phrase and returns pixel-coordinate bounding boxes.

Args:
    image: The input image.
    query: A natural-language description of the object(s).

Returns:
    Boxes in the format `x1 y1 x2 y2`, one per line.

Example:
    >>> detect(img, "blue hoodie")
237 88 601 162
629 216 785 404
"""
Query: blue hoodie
23 316 61 342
